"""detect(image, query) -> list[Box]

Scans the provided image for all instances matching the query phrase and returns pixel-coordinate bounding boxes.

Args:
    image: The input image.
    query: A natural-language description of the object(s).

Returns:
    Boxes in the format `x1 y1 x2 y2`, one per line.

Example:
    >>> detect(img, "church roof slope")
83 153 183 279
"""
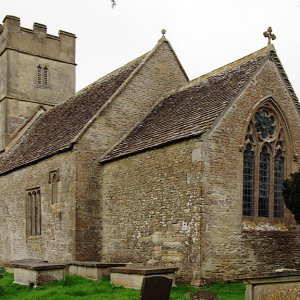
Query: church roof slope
0 53 146 175
102 47 273 162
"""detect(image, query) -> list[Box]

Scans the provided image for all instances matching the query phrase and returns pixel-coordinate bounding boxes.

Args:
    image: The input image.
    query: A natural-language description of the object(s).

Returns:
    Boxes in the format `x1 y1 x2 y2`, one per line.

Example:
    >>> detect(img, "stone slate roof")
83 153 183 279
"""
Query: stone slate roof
102 46 290 162
0 53 146 175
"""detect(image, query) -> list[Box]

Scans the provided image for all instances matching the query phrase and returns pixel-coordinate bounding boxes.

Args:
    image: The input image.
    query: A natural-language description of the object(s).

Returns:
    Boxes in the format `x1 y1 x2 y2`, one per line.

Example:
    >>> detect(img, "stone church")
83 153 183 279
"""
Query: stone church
0 15 300 285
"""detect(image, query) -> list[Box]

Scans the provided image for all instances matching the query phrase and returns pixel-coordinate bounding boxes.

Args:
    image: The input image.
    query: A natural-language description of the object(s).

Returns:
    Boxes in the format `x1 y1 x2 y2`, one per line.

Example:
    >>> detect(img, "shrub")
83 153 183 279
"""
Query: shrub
283 171 300 223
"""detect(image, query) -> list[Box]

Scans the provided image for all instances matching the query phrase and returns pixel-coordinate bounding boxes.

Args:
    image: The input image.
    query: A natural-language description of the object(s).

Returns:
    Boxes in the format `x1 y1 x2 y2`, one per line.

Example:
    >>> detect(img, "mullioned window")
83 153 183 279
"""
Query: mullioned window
242 103 286 220
26 187 41 236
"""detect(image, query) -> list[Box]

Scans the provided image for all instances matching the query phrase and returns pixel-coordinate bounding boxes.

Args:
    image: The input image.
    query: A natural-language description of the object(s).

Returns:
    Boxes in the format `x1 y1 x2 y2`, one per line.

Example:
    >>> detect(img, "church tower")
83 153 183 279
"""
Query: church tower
0 15 76 150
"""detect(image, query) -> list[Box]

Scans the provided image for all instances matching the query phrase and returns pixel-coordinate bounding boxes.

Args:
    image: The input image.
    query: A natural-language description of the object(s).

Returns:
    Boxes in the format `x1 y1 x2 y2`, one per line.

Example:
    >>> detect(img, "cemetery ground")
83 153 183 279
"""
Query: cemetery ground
0 269 245 300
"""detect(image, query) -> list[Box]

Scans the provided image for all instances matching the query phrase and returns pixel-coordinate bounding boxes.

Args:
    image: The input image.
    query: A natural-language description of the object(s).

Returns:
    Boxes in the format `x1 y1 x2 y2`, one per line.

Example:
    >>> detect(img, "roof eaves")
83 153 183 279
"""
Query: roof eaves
100 130 204 164
0 142 74 176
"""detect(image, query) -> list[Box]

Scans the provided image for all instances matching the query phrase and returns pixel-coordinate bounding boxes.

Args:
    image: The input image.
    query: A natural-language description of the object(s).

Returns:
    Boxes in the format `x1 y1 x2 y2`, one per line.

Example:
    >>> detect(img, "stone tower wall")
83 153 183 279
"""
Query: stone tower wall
0 16 76 149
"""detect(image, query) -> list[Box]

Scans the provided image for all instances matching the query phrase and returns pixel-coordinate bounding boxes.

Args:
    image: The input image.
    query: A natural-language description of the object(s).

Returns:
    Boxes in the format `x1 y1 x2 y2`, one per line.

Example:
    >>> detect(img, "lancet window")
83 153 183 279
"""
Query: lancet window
49 169 59 204
242 105 286 220
26 188 41 236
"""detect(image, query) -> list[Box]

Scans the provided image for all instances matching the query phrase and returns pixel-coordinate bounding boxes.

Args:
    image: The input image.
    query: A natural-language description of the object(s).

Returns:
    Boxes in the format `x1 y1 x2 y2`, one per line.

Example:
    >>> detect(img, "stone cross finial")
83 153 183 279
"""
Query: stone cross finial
263 26 276 45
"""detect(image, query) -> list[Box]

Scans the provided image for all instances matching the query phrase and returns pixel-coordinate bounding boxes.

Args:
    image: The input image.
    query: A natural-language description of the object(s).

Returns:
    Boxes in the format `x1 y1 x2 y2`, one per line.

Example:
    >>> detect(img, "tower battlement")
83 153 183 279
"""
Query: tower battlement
0 15 76 151
0 15 76 64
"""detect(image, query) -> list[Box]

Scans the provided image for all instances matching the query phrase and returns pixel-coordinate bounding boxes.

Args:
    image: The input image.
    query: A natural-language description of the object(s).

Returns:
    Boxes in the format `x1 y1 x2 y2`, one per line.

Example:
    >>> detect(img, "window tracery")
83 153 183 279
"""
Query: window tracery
242 104 287 220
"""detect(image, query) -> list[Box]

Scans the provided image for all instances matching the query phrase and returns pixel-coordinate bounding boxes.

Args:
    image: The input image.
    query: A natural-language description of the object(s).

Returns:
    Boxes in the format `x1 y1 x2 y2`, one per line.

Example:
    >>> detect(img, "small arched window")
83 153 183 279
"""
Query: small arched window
49 169 59 204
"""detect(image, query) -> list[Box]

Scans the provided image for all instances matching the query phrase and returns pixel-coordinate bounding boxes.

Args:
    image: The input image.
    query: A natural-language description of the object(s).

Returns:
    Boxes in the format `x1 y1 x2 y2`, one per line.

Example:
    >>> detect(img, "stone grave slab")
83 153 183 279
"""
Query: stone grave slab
110 266 178 289
68 261 126 279
11 261 66 286
3 259 47 273
242 271 300 300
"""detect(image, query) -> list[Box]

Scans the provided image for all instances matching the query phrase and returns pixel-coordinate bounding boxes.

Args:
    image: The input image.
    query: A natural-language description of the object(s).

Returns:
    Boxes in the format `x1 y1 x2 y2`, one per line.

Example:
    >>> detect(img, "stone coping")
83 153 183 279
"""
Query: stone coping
110 266 178 275
2 259 47 268
69 261 126 268
11 261 67 271
239 271 300 281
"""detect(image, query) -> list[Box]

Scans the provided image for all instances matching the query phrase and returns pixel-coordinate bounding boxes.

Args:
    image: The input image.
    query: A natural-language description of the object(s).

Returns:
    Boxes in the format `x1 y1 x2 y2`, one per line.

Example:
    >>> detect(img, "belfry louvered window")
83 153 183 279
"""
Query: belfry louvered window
36 65 49 87
242 103 287 220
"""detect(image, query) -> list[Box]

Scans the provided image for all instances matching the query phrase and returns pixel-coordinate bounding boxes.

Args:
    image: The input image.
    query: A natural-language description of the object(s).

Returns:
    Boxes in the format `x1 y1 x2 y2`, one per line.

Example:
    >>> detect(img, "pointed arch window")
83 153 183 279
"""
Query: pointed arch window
243 143 254 216
242 104 286 220
258 145 270 217
274 147 284 218
49 169 59 204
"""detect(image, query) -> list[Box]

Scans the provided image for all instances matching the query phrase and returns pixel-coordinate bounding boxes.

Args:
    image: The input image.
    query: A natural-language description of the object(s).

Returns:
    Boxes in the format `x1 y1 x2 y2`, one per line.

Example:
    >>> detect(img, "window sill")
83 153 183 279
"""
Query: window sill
26 235 42 241
36 85 50 89
242 219 288 232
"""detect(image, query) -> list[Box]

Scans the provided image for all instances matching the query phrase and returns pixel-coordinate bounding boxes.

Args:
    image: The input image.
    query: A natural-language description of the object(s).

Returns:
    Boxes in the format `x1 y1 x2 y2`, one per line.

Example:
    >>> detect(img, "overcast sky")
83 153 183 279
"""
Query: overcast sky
2 0 300 97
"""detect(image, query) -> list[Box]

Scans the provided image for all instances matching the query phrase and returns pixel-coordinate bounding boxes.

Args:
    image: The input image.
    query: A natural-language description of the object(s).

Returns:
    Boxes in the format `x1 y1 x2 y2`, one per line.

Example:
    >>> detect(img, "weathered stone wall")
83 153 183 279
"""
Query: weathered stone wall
200 60 300 282
99 59 300 285
100 139 203 284
74 40 188 261
0 151 76 263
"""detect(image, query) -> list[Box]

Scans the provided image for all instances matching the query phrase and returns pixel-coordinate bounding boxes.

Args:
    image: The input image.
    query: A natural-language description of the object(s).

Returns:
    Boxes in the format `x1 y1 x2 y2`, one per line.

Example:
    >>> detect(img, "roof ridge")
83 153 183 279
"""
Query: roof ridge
174 45 273 93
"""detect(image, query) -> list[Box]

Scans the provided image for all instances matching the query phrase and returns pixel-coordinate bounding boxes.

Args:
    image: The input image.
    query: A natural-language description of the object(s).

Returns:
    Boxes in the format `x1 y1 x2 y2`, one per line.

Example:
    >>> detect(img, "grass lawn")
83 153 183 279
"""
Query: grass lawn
0 271 245 300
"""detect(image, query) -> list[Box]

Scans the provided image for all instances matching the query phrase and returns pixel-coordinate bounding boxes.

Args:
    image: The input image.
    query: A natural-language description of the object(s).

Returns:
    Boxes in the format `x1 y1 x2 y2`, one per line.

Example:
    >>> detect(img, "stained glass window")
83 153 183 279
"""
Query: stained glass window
243 105 287 221
258 145 270 217
255 110 275 139
274 149 284 218
243 143 254 216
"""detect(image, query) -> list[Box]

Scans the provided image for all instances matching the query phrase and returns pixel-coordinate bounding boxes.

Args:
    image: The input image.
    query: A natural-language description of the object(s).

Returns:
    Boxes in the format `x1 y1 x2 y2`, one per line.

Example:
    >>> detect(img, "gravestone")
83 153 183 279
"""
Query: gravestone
140 276 173 300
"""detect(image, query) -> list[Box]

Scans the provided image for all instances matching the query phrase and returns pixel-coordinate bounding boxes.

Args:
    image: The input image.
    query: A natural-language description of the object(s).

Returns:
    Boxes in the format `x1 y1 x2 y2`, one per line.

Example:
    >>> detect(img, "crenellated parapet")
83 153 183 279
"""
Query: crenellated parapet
0 15 76 64
0 15 76 151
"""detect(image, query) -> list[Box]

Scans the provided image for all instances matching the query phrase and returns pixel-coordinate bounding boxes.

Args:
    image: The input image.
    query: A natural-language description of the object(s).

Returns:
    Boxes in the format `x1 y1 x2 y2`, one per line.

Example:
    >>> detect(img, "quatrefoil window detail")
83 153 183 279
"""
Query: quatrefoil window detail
254 109 275 140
